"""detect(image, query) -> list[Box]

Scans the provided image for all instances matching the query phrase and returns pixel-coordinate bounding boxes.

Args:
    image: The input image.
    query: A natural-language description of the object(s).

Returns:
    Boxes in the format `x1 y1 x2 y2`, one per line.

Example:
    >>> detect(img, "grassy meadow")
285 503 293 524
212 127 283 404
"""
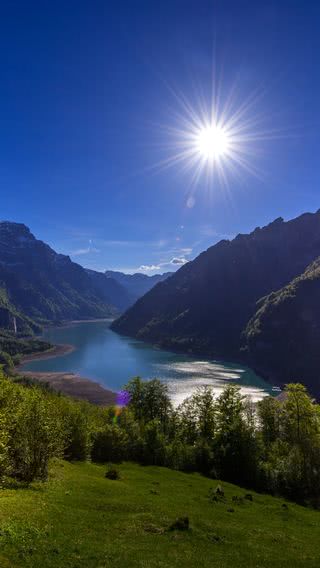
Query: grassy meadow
0 460 319 568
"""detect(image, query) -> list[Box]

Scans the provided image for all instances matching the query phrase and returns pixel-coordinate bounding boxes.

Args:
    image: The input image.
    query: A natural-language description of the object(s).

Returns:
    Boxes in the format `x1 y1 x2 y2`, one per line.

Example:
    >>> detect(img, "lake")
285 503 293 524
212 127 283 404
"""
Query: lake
22 319 275 405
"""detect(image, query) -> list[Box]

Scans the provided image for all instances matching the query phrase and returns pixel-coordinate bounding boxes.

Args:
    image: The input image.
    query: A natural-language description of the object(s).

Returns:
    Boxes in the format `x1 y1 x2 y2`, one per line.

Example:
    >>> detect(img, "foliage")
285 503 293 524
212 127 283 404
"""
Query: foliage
105 466 120 480
0 370 102 483
0 366 320 507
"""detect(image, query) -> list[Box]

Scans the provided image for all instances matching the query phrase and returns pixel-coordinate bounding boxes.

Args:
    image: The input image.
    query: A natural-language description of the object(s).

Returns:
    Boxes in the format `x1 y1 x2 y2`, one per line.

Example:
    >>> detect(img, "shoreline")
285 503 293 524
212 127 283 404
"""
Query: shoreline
17 343 76 366
15 324 117 406
18 371 117 406
43 317 115 331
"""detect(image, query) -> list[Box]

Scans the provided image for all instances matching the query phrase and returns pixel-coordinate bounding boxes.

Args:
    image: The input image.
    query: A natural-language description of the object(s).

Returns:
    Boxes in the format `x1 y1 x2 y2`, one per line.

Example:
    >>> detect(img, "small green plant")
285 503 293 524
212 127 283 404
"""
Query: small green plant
232 495 244 505
208 485 226 502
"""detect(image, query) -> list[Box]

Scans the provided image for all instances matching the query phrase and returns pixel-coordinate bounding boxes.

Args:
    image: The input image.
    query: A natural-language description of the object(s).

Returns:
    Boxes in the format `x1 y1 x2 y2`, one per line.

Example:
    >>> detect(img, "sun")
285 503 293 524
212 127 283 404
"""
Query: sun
149 77 272 188
195 124 230 161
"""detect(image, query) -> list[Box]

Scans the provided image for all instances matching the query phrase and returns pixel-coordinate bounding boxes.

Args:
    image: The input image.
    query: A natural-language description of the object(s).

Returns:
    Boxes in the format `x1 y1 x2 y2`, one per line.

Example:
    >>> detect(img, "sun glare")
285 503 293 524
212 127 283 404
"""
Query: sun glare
195 124 230 161
149 75 276 191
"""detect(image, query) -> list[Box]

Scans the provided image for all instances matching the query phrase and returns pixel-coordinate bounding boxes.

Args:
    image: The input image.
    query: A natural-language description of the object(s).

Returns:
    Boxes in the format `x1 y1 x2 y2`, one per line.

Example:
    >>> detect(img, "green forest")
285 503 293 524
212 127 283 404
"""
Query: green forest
1 368 320 508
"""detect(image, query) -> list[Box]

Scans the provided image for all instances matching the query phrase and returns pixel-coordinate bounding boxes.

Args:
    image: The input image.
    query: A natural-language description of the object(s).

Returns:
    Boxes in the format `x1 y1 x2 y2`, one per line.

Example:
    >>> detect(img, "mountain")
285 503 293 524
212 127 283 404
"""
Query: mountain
86 270 172 312
243 257 320 394
0 221 115 330
85 269 134 312
105 270 172 306
112 211 320 364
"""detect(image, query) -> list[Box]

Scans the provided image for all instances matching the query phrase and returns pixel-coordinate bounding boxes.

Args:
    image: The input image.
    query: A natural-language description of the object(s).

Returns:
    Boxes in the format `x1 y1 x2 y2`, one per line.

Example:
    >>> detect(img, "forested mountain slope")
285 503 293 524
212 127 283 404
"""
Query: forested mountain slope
244 257 320 393
112 211 320 362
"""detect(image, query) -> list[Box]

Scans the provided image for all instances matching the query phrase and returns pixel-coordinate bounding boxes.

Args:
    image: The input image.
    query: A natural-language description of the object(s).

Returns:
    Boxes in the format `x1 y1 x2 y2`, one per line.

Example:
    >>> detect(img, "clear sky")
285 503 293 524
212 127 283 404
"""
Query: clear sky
1 0 320 274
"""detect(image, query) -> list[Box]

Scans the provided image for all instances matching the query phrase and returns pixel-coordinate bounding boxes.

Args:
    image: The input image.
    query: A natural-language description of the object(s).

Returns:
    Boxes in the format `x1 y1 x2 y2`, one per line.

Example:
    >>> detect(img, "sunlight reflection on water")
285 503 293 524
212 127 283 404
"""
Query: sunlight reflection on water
151 360 270 406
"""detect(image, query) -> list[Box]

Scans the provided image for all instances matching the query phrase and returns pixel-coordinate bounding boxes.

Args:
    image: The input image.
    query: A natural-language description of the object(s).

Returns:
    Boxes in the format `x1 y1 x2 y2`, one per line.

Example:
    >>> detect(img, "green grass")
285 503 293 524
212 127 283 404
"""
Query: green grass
0 460 319 567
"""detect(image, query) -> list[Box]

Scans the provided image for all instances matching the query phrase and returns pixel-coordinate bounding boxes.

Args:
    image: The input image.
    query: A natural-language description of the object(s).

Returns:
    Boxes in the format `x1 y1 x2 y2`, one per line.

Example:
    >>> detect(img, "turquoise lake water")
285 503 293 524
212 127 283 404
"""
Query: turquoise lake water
22 319 275 405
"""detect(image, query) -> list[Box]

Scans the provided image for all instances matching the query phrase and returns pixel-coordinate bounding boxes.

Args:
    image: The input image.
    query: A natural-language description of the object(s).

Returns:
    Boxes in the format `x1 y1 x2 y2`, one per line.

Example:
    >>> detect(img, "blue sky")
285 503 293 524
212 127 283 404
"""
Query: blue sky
1 0 320 274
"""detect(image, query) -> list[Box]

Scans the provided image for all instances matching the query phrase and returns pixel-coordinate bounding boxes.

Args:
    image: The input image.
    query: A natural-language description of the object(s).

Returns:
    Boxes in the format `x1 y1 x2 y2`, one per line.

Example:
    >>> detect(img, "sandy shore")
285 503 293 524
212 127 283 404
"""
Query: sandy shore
19 370 117 406
16 340 117 406
18 343 75 365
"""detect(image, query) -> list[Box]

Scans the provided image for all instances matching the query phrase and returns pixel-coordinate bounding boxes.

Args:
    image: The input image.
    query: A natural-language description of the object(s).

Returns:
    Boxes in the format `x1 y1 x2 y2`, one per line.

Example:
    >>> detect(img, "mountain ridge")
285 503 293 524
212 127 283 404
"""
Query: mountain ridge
112 210 320 393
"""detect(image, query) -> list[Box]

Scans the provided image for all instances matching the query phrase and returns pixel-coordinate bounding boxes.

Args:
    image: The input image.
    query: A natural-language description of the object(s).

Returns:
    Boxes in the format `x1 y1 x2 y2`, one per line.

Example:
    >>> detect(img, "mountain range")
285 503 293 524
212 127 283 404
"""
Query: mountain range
0 221 170 335
112 210 320 395
85 270 171 313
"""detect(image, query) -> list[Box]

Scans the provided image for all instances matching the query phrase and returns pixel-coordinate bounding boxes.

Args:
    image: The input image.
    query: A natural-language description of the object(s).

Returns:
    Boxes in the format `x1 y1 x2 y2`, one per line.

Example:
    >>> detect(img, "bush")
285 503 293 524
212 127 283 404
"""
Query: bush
105 467 120 480
169 517 189 531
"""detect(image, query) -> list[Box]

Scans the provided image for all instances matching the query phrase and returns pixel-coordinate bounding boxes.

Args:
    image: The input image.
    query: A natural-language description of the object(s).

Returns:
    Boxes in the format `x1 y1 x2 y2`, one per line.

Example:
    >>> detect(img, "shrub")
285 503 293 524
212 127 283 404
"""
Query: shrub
105 467 120 480
169 517 189 531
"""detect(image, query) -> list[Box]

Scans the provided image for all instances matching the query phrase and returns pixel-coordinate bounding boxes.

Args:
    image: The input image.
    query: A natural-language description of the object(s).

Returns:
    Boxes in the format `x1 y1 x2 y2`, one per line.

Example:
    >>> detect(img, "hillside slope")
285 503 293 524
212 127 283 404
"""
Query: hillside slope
0 460 319 568
112 211 320 358
244 258 320 393
0 221 115 327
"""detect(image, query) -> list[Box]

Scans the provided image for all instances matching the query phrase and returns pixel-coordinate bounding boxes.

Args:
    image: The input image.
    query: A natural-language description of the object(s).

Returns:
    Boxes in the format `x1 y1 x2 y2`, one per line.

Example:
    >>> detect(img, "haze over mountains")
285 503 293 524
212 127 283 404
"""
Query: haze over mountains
112 210 320 394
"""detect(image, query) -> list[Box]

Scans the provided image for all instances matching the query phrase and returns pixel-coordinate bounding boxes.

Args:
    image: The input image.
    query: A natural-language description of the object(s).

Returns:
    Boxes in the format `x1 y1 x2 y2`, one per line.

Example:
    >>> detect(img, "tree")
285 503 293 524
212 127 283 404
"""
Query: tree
257 396 281 448
176 387 216 444
125 377 172 429
9 388 64 482
214 385 259 486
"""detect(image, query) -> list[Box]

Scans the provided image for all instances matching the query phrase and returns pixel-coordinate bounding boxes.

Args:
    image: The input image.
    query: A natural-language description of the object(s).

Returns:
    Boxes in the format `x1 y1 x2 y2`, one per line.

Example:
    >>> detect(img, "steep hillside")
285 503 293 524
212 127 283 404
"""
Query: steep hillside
0 286 40 335
0 221 115 325
0 286 49 360
112 211 320 358
243 258 320 393
0 460 319 568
